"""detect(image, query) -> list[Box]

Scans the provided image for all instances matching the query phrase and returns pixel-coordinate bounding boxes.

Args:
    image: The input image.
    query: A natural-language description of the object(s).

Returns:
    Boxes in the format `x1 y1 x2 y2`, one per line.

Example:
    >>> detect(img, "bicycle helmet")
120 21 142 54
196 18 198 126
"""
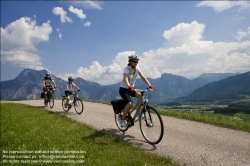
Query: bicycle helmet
46 72 50 76
128 54 140 62
68 77 74 81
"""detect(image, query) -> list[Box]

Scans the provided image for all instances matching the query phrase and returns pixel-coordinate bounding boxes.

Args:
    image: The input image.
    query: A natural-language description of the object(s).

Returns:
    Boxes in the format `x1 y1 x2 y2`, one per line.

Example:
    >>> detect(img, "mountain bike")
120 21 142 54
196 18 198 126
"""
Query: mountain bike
62 90 84 115
113 88 164 145
44 86 54 109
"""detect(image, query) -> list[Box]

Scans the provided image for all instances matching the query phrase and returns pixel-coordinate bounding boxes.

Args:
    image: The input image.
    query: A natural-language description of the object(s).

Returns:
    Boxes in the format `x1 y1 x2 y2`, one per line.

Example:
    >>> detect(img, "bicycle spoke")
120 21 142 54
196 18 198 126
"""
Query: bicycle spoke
49 97 54 109
114 112 130 132
139 105 164 144
74 99 84 115
62 98 69 112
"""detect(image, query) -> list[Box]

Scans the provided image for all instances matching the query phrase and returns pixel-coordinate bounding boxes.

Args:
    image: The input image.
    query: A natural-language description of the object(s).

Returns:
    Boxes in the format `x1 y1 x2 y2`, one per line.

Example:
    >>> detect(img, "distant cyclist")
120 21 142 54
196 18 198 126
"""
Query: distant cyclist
42 72 56 105
64 77 80 108
119 54 154 128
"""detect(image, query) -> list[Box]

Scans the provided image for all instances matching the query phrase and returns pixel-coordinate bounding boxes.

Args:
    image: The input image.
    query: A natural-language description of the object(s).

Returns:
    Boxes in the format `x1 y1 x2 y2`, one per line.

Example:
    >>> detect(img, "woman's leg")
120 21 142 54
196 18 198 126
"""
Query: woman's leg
122 92 142 119
122 102 133 119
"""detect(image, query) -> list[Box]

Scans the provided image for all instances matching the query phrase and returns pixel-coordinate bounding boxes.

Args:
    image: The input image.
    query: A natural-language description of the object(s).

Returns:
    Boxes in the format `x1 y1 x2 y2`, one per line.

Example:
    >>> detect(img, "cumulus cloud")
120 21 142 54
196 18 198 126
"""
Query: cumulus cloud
196 1 250 13
234 27 250 42
83 21 91 27
163 21 205 47
58 21 250 85
69 1 103 10
52 7 72 23
1 17 52 69
69 5 86 19
59 51 134 84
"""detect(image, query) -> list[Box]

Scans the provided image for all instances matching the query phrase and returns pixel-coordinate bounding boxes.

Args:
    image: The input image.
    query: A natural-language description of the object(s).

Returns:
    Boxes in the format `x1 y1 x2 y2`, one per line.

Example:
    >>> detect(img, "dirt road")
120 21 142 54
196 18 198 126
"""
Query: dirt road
5 100 250 166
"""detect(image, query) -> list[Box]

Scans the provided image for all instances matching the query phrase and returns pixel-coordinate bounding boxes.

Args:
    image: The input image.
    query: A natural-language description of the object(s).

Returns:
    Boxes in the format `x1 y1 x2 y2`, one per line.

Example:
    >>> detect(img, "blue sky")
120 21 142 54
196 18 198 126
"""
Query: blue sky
1 1 250 85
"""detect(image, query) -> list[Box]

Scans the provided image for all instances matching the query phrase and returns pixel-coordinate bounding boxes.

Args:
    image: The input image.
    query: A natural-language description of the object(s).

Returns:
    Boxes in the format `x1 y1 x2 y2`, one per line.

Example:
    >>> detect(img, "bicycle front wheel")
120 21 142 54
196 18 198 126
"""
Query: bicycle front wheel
74 99 84 115
62 98 69 112
49 97 54 109
139 105 164 144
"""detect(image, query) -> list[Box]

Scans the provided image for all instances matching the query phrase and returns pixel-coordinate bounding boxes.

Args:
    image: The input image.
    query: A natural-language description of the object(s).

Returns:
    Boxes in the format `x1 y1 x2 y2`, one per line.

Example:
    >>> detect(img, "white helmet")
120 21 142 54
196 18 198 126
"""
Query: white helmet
128 54 139 62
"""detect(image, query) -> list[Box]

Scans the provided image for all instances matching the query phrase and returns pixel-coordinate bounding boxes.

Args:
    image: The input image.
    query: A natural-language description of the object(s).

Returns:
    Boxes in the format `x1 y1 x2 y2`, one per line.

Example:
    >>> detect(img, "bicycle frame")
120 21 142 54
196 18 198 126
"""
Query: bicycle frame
63 91 80 106
126 89 152 127
114 87 164 144
45 87 53 98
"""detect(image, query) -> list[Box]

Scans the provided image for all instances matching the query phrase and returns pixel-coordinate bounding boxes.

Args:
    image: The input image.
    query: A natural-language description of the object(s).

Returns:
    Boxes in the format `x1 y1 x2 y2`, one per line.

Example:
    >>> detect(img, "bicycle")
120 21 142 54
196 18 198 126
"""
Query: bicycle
44 86 54 109
62 90 84 115
112 88 164 145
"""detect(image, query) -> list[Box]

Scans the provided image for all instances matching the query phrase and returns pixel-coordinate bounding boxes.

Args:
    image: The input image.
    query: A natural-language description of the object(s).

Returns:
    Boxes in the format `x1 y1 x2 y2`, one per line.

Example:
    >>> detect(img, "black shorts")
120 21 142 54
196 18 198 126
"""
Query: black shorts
65 91 73 97
119 87 136 104
43 86 53 92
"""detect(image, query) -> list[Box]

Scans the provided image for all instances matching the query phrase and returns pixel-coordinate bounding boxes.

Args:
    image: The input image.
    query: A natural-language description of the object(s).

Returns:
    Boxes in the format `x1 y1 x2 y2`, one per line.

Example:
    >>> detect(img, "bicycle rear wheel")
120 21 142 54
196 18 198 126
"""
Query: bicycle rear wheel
62 98 69 112
139 105 164 144
74 99 84 115
114 111 130 132
49 96 54 109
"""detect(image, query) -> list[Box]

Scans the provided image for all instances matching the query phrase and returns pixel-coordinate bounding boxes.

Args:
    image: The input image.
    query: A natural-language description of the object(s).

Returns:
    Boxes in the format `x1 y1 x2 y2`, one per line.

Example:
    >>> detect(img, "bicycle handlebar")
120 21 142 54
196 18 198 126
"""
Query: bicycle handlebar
134 88 154 93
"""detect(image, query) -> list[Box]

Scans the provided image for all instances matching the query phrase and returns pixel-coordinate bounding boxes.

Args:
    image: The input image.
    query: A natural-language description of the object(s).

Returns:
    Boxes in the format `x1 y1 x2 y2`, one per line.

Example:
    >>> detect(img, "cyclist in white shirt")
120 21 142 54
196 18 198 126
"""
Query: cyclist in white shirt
64 77 80 108
119 54 154 128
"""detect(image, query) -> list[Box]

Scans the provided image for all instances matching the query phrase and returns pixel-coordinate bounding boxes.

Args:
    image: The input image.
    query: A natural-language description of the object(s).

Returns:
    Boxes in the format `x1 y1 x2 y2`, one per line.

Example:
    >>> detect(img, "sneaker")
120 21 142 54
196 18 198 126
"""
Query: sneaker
119 119 126 128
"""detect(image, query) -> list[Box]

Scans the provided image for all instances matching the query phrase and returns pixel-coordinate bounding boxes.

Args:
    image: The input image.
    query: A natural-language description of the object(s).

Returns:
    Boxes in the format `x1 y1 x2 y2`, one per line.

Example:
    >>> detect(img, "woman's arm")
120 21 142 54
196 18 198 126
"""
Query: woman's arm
123 73 131 87
139 72 151 87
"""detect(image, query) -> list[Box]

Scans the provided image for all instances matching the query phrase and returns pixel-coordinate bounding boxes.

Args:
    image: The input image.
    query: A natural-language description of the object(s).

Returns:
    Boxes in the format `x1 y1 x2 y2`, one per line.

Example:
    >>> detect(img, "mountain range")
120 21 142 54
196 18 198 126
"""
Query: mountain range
1 68 248 104
177 71 250 102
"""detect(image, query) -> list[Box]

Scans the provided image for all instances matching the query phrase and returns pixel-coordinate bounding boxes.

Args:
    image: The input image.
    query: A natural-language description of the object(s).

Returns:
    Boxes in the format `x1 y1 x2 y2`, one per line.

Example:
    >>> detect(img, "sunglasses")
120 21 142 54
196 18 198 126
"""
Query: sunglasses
132 61 138 63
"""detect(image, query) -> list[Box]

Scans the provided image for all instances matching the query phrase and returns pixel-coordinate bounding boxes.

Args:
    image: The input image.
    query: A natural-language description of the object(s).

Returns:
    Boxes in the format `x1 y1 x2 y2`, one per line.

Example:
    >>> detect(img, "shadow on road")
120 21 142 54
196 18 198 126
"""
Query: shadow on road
81 128 157 150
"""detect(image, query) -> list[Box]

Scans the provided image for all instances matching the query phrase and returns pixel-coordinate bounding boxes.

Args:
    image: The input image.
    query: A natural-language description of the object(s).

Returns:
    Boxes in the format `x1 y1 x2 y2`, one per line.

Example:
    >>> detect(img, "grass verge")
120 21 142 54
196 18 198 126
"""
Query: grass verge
1 103 178 166
80 100 250 132
158 109 250 132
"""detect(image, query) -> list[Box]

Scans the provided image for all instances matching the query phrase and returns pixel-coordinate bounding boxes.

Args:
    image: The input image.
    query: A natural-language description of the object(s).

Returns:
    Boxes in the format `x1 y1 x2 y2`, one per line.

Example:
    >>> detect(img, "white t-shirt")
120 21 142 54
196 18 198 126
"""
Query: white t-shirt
65 82 77 91
120 66 141 88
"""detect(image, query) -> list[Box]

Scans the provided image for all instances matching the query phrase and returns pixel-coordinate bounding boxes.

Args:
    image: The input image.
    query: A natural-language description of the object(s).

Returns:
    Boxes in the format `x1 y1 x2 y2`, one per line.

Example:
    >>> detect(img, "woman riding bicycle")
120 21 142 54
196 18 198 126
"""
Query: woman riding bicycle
64 77 80 108
119 54 154 128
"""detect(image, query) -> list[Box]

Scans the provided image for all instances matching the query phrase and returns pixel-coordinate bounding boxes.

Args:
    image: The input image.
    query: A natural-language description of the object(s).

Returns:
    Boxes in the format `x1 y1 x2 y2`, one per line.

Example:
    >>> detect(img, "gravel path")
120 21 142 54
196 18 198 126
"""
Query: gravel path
4 100 250 166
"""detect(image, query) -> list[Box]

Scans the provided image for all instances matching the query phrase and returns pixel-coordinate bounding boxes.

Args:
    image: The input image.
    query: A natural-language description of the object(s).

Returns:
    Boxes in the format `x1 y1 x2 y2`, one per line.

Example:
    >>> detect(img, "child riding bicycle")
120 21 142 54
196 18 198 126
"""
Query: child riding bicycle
64 77 81 108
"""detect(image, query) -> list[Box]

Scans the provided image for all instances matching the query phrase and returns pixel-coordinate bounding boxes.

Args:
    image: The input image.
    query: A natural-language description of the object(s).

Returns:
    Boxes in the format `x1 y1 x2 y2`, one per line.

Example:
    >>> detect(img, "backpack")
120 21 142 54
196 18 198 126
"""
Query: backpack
110 99 126 114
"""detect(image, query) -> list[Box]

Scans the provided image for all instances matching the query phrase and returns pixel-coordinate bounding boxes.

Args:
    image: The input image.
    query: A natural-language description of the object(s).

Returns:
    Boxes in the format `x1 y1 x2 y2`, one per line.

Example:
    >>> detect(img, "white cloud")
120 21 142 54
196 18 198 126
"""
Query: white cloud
69 1 103 10
58 51 134 84
1 17 52 69
83 21 91 27
56 28 62 40
163 21 205 47
58 22 250 85
52 7 72 23
68 5 86 20
234 27 250 42
33 15 36 18
196 1 250 13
